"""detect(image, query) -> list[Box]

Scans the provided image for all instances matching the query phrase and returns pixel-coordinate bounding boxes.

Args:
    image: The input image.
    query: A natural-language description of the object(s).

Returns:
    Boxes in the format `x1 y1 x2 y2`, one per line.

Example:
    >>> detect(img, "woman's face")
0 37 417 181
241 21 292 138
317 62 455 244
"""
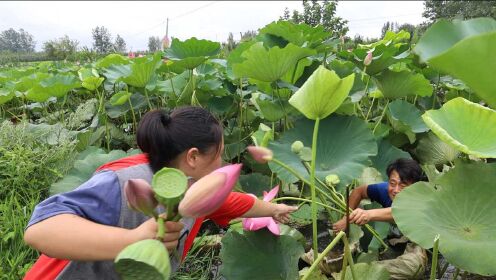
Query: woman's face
189 142 224 181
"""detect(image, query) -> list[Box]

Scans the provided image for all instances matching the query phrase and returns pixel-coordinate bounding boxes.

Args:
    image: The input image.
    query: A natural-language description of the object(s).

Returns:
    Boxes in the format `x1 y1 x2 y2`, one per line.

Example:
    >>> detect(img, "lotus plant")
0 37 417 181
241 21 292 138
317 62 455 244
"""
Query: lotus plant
179 164 242 218
124 179 159 218
242 186 281 235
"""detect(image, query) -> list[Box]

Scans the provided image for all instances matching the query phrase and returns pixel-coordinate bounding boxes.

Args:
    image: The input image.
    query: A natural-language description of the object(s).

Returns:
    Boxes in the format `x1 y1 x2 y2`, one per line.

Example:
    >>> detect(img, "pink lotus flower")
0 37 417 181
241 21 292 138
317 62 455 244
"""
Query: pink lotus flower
364 51 373 66
247 146 273 164
124 179 158 217
162 36 170 49
242 186 280 235
128 52 135 58
178 164 242 218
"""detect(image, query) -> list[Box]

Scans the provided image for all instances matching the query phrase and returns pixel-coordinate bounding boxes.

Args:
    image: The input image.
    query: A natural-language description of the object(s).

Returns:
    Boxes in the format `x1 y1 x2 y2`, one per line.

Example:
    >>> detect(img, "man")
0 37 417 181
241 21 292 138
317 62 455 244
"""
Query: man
332 158 423 233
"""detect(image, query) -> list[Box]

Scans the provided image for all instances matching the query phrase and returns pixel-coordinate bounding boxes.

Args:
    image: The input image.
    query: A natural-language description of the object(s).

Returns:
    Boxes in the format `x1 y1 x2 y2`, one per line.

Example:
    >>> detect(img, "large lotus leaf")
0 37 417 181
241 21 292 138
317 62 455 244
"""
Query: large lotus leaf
392 161 496 276
238 173 272 197
104 64 132 85
121 54 162 88
259 20 330 47
232 42 315 82
332 263 390 280
387 100 429 143
371 139 411 179
289 66 355 120
96 54 129 69
0 88 14 104
422 97 496 158
14 73 50 92
414 18 496 108
415 132 460 165
374 69 433 99
269 115 377 187
219 229 304 280
342 42 408 75
50 147 138 194
164 37 220 70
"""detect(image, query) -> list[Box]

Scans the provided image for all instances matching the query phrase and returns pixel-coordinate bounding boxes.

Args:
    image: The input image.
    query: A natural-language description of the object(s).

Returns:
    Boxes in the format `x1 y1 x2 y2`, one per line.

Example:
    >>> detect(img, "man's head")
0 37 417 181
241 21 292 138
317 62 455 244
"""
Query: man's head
386 158 422 200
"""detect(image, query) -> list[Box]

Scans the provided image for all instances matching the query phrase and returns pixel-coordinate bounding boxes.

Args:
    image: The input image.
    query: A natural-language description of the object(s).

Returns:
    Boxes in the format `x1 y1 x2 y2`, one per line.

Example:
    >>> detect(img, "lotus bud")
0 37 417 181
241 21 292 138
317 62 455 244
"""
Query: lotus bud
115 239 170 280
325 174 340 186
124 179 158 217
364 51 373 66
128 51 135 59
247 146 273 164
291 140 304 154
179 164 242 218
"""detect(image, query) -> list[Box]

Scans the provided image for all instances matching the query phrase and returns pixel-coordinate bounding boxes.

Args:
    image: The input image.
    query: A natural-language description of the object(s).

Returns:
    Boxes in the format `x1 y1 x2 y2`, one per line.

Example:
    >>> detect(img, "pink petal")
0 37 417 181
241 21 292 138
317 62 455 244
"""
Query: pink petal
214 164 242 194
263 185 279 202
267 218 280 235
242 217 272 231
247 146 273 164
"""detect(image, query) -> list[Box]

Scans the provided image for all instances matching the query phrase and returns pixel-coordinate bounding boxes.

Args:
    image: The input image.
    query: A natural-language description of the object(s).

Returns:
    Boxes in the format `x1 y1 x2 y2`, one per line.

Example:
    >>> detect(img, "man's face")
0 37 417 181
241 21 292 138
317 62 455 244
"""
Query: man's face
387 170 412 200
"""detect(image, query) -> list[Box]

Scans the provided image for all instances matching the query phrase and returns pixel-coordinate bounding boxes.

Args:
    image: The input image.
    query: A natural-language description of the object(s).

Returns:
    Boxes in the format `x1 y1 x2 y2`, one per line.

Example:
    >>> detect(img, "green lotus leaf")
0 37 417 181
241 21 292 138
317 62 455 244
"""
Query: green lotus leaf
343 41 409 75
26 74 81 102
115 239 170 280
289 66 354 120
95 53 129 69
110 91 132 106
414 18 496 108
232 42 315 82
374 69 433 99
121 53 162 88
220 229 304 280
422 97 496 158
152 167 187 206
164 37 220 70
371 139 412 179
81 76 104 91
238 173 272 197
104 64 132 85
259 20 330 47
155 71 189 95
14 73 50 92
269 115 377 187
50 147 137 194
392 161 496 276
333 263 390 280
415 132 460 165
0 88 14 104
387 100 429 144
251 91 293 122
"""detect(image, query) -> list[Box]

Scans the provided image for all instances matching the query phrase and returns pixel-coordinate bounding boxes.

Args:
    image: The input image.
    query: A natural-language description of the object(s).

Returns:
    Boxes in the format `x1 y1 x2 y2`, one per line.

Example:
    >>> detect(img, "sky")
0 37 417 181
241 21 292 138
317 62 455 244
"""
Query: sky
0 1 426 52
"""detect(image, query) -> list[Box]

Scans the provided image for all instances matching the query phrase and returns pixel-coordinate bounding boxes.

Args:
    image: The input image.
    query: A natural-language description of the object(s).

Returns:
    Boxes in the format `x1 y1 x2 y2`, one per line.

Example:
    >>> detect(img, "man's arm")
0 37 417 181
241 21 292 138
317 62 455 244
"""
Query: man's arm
332 185 368 232
348 207 394 225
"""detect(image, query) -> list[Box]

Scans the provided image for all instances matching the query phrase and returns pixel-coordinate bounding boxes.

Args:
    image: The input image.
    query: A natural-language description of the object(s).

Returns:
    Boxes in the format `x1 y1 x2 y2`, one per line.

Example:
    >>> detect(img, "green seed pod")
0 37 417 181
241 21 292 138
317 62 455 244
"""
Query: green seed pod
291 141 304 154
115 239 171 280
325 174 340 186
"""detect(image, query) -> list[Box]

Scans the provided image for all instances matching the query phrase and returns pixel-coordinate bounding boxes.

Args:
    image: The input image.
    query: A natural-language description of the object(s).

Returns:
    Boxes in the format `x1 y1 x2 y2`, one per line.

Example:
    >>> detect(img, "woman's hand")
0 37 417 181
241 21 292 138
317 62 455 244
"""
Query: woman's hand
133 217 184 253
272 204 298 223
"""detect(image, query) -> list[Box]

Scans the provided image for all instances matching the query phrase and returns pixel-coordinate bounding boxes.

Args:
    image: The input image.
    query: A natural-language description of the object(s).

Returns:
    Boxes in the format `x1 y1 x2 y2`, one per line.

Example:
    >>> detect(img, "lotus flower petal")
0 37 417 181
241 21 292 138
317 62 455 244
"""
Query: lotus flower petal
263 185 279 202
266 219 280 235
124 179 158 217
247 146 273 163
178 164 242 218
364 51 373 66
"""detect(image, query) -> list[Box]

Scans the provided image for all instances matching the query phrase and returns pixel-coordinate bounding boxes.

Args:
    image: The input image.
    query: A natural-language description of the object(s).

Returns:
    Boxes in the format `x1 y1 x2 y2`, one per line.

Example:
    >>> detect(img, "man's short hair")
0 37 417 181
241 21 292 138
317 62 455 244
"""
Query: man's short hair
386 158 423 183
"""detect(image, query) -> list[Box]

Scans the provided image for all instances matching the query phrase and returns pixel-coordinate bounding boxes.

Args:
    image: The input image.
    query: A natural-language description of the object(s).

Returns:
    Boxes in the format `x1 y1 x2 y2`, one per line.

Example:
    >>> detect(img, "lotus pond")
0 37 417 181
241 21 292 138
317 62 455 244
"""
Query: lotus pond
1 18 496 280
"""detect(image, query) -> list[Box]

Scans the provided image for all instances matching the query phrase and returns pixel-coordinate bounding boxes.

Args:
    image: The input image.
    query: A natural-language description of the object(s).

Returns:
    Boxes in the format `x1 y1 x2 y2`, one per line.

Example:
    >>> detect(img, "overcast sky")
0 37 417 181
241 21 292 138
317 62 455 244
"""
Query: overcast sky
0 1 426 52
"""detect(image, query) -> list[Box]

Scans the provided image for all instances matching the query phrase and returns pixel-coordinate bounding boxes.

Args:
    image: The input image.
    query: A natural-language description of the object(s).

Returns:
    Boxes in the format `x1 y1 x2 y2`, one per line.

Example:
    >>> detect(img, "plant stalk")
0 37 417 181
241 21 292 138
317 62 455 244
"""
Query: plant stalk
301 231 345 280
430 234 440 280
343 235 357 280
310 117 320 262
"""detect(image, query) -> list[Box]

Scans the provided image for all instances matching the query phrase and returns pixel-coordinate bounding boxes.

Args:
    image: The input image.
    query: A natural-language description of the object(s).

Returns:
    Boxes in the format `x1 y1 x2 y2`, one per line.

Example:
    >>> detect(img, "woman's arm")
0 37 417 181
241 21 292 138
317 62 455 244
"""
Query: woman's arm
241 199 298 223
24 214 183 261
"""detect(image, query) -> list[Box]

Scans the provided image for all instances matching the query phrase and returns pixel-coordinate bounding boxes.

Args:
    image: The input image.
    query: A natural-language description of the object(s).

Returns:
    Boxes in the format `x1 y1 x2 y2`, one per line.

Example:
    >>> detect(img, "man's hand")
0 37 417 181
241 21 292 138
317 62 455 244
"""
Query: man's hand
332 217 347 234
134 217 184 253
349 208 371 225
272 204 298 224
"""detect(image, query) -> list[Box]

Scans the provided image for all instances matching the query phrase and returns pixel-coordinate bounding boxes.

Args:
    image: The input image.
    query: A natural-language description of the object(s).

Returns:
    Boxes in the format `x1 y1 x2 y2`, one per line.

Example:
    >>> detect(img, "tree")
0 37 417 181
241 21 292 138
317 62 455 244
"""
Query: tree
0 28 36 52
114 34 126 53
282 0 348 37
381 21 418 42
148 36 161 52
423 0 496 23
43 35 79 60
92 26 113 54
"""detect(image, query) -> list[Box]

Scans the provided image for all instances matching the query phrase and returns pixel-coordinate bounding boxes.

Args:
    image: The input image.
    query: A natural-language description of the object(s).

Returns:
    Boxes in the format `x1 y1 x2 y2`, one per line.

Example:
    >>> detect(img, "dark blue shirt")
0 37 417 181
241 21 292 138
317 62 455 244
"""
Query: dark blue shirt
367 182 392 208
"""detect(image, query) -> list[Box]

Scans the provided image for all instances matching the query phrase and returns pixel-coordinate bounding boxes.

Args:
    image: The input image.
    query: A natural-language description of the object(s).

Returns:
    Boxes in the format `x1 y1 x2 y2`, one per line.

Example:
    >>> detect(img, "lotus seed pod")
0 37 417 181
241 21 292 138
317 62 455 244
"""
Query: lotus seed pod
325 174 340 186
115 239 171 280
291 140 304 154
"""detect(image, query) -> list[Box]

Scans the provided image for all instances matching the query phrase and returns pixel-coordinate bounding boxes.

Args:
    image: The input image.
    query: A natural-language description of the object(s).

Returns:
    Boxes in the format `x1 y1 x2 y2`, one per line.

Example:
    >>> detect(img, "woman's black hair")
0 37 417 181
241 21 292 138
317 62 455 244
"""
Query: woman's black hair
137 106 223 173
386 158 424 183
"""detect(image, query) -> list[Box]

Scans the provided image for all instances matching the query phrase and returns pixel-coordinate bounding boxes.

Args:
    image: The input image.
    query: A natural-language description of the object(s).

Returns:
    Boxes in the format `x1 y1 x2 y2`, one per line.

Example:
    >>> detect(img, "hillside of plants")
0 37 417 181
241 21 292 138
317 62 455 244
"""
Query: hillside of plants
1 14 496 280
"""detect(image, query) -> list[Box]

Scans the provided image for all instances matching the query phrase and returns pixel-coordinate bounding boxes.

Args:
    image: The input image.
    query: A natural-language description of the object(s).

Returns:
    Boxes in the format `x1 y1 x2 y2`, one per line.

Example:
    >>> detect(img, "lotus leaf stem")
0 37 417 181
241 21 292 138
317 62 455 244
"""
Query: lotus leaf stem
272 197 345 214
301 231 345 280
430 234 440 280
343 235 357 280
157 216 165 241
373 99 390 134
310 117 320 262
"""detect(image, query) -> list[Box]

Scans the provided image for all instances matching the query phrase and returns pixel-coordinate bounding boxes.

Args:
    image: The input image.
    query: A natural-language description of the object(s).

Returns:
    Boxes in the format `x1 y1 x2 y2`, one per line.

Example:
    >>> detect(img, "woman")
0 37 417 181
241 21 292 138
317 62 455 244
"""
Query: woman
24 106 297 279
